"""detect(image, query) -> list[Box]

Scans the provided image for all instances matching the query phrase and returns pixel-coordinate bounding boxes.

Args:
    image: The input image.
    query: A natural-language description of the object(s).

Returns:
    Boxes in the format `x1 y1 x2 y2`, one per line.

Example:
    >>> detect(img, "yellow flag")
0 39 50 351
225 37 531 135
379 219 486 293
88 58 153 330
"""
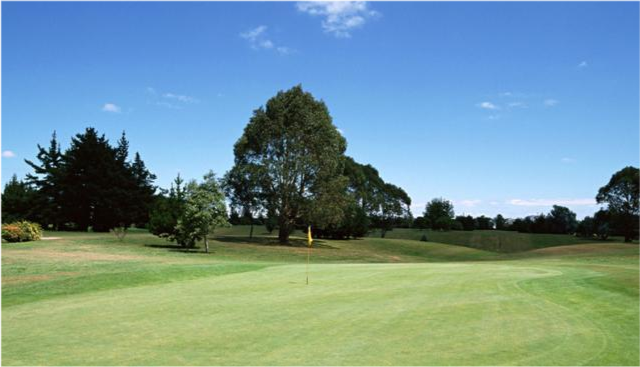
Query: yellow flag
307 225 313 247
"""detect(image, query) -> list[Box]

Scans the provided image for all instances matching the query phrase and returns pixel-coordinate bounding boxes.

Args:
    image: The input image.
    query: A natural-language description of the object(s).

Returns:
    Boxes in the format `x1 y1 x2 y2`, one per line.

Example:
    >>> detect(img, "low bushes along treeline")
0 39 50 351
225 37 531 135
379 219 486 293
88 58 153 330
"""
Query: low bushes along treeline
1 221 43 242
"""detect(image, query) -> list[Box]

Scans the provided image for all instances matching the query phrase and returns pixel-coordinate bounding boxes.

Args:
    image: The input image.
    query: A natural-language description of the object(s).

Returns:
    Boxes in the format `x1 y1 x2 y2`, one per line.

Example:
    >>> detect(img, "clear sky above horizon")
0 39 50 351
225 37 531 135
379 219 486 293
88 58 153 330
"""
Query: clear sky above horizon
1 1 638 219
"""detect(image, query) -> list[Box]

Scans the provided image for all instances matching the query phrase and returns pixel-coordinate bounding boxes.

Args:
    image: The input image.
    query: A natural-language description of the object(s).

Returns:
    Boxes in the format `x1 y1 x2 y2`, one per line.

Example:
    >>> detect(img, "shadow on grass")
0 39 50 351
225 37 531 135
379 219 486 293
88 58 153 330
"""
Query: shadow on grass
213 235 338 249
144 244 209 253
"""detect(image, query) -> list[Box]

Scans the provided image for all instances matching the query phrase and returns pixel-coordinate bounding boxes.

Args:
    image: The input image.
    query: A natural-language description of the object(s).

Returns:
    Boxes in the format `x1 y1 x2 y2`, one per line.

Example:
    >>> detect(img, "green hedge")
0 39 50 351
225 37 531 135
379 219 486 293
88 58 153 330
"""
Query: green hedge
2 221 43 242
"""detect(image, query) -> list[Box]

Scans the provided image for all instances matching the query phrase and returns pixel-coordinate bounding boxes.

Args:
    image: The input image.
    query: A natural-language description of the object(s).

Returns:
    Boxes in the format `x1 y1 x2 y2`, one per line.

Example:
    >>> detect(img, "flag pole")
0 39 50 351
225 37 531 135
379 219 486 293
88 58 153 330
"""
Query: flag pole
306 225 312 285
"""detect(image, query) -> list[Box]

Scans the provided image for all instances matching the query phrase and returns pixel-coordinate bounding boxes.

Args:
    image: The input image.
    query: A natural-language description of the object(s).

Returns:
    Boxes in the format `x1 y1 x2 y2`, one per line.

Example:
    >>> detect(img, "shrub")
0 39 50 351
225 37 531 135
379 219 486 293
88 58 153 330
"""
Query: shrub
2 221 43 242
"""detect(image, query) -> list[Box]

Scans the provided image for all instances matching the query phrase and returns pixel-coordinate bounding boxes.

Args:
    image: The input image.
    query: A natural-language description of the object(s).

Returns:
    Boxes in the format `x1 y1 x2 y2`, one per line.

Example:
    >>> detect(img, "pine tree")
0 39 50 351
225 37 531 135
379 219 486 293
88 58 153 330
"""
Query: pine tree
24 131 64 229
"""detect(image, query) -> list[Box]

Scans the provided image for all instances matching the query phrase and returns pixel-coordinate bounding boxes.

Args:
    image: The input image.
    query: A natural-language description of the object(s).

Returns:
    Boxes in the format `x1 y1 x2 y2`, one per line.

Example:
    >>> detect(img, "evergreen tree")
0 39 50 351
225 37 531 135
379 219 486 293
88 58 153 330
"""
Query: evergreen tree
1 175 37 223
24 131 64 229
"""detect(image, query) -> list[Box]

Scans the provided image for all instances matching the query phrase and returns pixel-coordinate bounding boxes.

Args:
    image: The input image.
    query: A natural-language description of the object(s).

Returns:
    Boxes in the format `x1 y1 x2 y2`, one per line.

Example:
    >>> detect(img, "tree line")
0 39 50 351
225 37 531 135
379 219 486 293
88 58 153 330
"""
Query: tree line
2 86 638 244
412 166 638 242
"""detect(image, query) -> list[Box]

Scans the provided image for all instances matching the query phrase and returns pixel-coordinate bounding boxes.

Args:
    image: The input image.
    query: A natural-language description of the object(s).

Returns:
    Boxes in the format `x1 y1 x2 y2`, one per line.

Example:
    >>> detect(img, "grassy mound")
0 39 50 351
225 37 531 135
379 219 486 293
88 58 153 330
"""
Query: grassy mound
366 228 632 252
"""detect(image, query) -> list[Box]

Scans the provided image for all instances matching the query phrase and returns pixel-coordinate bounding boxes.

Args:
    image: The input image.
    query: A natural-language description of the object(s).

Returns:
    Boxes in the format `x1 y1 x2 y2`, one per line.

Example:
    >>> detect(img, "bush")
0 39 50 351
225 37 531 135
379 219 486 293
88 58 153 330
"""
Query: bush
2 221 43 242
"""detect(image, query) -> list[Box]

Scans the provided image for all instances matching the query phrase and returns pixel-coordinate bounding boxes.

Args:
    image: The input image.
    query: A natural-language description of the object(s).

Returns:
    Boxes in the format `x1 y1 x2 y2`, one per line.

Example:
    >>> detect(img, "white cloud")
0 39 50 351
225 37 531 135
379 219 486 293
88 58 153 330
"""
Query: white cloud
163 93 199 103
296 1 379 38
477 101 499 110
578 61 588 68
102 103 121 113
240 25 267 42
499 92 512 97
508 198 596 207
507 101 527 108
456 199 482 207
561 157 576 164
2 150 16 158
240 25 292 54
544 99 559 107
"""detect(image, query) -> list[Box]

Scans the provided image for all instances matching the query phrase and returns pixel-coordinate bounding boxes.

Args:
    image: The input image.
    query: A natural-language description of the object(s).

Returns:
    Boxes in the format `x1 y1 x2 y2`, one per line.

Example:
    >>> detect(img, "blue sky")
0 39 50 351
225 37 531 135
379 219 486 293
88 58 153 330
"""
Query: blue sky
1 1 638 219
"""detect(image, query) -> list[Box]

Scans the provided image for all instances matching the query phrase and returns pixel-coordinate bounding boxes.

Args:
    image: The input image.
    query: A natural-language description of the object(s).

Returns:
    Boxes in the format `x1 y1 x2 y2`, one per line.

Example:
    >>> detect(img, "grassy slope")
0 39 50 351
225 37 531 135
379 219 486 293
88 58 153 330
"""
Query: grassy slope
367 227 632 252
2 230 638 365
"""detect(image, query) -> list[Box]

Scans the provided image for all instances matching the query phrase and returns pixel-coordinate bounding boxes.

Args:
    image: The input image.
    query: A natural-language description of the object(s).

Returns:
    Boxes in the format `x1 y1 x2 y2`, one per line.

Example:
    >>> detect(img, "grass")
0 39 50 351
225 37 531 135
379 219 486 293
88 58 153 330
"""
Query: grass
367 227 634 252
2 228 638 365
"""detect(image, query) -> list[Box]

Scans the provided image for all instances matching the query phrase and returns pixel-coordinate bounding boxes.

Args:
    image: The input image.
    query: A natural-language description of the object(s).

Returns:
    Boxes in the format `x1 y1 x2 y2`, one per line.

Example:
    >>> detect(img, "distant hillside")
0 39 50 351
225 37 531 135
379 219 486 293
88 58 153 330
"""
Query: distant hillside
365 228 628 253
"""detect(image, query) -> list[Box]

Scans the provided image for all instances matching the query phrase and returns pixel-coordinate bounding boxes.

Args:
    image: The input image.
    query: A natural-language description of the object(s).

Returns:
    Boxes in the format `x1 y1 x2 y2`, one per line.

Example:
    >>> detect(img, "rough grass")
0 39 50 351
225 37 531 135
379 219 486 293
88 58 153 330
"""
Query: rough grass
367 227 634 252
2 229 638 365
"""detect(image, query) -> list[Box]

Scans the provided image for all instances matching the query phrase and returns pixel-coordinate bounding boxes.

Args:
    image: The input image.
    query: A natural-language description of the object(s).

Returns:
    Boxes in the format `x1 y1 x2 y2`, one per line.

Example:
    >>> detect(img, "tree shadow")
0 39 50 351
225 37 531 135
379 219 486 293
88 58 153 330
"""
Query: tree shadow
213 235 338 249
144 243 206 253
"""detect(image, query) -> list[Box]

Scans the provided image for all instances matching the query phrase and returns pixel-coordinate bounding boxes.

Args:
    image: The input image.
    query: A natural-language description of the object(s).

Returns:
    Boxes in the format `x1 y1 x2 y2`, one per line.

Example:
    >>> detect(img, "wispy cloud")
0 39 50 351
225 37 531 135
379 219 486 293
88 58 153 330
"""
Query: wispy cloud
561 157 576 164
102 103 121 113
456 199 482 208
543 99 559 107
296 1 379 38
508 198 596 207
240 26 292 54
146 87 200 108
507 101 527 108
2 150 16 158
578 61 588 68
163 93 199 103
477 101 499 110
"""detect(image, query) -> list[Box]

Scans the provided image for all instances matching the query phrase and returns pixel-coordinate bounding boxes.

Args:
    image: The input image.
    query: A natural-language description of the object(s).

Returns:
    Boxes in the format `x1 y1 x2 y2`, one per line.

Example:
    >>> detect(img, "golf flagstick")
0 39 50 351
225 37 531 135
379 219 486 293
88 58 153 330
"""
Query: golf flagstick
306 225 312 285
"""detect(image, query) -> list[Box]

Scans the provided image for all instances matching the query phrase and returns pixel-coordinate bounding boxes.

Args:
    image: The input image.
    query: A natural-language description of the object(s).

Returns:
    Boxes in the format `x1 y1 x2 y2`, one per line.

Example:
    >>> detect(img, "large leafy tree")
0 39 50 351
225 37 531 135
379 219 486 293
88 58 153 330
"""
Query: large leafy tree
229 85 347 244
596 166 639 242
424 198 454 230
547 205 577 234
222 165 261 239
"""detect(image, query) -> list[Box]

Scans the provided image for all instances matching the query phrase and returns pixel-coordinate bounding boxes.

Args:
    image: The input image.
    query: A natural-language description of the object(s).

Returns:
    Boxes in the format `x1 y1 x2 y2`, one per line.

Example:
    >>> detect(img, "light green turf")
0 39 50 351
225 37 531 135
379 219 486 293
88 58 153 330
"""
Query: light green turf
2 230 638 365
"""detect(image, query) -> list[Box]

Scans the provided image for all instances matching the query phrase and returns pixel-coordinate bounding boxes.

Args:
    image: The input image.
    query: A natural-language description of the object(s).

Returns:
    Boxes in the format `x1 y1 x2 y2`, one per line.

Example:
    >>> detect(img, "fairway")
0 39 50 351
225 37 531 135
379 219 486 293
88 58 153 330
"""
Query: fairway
2 232 638 365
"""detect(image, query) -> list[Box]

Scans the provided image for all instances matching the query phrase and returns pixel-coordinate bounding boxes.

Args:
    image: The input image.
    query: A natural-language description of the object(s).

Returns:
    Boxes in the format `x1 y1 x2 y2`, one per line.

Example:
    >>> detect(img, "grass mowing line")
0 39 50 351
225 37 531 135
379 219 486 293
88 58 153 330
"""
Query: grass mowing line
508 266 608 366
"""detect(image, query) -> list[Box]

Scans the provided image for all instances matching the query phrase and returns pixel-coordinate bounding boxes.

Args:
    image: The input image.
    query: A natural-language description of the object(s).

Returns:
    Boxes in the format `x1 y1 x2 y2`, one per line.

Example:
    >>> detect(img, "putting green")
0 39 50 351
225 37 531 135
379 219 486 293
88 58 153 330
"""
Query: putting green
3 259 637 365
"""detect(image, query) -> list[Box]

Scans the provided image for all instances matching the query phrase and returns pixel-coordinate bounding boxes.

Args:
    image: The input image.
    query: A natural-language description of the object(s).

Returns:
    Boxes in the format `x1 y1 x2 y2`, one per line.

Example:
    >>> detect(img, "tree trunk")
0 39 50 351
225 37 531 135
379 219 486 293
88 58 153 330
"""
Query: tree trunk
249 221 254 239
278 227 289 244
204 237 209 253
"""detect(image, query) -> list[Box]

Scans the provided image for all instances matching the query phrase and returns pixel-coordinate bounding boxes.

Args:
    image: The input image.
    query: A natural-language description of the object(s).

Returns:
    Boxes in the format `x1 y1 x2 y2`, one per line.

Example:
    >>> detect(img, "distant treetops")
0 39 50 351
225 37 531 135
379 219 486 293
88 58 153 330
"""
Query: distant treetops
3 86 638 245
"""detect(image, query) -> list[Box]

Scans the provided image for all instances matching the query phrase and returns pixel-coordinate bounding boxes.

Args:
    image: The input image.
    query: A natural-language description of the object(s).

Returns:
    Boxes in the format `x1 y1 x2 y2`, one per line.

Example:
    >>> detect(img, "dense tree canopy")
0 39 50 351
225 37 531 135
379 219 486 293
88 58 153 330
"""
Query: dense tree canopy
229 86 348 243
21 128 156 233
596 166 639 242
424 198 454 230
1 175 37 223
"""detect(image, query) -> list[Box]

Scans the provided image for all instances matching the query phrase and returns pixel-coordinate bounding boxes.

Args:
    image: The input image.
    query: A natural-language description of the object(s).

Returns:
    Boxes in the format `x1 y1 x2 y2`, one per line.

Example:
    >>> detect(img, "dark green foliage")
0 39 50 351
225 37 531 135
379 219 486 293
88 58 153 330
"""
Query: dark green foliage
24 131 64 229
596 166 639 242
455 215 475 231
420 233 428 242
425 198 454 230
594 209 611 240
547 205 578 234
413 216 430 230
494 214 506 230
1 175 38 223
344 157 411 238
576 216 594 238
475 215 494 230
229 85 347 244
451 220 464 231
21 128 156 233
149 174 186 240
433 216 453 231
